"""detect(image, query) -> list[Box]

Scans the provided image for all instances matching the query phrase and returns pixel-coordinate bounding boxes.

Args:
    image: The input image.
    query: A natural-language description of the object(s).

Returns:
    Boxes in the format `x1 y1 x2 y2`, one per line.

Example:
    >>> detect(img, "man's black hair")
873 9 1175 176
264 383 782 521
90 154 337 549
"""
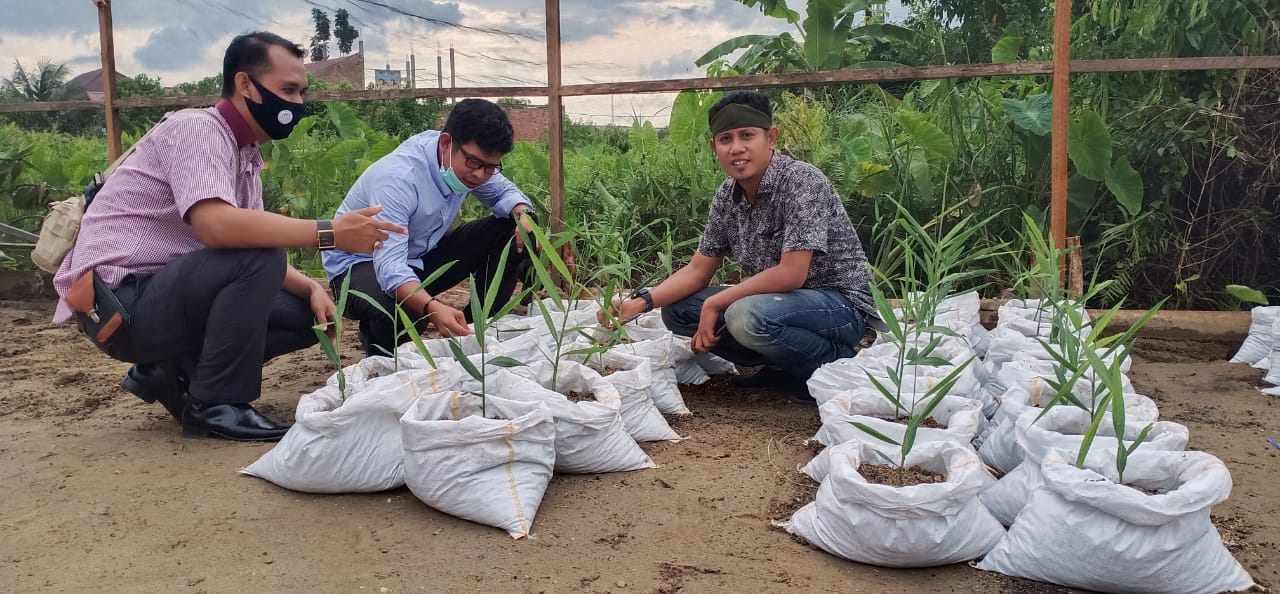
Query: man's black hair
708 90 773 126
221 32 305 98
443 99 515 155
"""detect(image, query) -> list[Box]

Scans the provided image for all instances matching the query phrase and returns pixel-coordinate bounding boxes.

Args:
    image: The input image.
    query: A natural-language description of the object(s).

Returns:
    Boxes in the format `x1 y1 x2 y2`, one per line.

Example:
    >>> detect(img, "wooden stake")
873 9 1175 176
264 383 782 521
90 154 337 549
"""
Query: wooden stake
1050 0 1071 267
1067 236 1085 299
94 0 122 161
545 0 565 235
544 0 576 286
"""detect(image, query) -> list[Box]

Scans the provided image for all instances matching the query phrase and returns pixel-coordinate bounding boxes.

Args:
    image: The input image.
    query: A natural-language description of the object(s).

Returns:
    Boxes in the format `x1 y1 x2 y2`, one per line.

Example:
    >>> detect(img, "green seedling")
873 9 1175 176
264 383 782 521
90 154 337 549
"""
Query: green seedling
314 271 352 398
346 260 458 372
446 241 528 417
518 220 615 391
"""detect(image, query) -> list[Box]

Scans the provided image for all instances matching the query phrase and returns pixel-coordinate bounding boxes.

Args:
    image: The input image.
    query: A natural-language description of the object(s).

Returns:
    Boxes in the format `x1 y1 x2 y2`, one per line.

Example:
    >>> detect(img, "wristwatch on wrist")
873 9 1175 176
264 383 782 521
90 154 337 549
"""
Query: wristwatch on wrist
517 205 537 221
316 219 336 251
633 288 655 313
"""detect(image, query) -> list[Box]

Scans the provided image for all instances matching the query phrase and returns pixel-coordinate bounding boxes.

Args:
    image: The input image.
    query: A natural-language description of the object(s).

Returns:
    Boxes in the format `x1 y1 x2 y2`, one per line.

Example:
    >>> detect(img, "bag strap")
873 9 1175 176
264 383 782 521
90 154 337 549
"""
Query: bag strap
102 108 240 183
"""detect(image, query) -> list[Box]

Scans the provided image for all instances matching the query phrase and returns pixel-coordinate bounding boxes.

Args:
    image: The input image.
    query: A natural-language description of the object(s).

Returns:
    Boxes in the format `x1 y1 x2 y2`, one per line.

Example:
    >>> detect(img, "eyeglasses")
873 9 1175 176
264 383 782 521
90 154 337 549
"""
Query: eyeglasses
457 145 503 175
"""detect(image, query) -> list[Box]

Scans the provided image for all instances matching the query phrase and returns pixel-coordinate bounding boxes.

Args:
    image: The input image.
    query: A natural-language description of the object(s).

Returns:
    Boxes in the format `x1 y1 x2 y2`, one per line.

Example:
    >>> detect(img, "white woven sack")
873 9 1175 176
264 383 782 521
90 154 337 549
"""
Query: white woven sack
605 337 690 415
977 448 1255 594
693 351 738 376
400 391 556 538
575 348 680 442
1264 316 1280 384
813 390 984 448
979 407 1190 527
781 440 1003 567
807 354 979 408
978 384 1160 474
244 364 462 493
1230 305 1280 366
488 361 655 474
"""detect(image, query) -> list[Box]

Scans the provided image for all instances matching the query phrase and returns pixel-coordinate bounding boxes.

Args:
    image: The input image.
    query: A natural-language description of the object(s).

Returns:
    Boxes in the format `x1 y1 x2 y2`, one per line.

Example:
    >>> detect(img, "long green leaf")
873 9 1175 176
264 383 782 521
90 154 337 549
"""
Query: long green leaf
397 306 437 369
488 356 526 369
348 290 392 320
467 273 485 339
802 0 839 71
850 421 901 446
694 34 775 67
449 341 482 382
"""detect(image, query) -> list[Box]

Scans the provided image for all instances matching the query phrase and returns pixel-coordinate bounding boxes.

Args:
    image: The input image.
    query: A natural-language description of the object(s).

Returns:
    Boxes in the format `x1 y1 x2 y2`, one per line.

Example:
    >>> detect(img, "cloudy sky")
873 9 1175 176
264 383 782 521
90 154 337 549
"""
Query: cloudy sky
1 0 856 125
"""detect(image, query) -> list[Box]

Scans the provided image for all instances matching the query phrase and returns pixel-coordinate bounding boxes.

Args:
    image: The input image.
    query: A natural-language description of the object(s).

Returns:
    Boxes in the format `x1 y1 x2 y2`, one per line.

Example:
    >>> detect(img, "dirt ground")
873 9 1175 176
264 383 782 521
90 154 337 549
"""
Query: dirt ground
1 298 1276 593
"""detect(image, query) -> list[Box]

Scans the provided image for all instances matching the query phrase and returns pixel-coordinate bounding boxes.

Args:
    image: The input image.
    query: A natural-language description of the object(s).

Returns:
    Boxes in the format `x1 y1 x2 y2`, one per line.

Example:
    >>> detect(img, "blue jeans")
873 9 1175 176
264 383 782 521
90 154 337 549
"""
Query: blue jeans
661 286 865 381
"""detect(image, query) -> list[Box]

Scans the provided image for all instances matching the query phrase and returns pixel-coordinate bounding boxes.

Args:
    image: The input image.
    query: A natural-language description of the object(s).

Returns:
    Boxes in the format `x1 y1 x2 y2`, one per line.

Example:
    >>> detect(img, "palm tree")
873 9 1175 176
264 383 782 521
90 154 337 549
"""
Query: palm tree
1 59 71 102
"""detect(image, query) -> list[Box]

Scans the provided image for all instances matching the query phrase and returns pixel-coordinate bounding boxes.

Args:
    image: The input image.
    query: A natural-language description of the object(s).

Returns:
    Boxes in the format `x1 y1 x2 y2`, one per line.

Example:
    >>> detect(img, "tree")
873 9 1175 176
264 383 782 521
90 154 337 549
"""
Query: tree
117 73 164 98
695 0 915 74
117 74 167 133
1 59 70 102
174 73 223 96
310 9 332 62
334 9 360 55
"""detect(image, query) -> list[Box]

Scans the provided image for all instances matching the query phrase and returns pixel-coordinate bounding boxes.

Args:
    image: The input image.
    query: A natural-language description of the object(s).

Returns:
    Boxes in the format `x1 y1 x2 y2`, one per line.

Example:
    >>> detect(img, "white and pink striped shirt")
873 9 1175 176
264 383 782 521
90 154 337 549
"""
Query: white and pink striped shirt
52 100 265 323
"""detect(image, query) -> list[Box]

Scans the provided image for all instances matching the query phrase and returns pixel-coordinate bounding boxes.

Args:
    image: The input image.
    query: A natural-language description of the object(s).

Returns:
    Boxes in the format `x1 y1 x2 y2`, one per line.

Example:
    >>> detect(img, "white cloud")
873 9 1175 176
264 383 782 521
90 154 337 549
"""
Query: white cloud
1 0 836 124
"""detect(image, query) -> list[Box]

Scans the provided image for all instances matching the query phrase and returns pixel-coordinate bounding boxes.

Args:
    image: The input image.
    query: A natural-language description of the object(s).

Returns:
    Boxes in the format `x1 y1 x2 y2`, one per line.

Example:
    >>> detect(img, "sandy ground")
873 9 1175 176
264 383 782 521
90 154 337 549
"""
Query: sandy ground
0 298 1276 593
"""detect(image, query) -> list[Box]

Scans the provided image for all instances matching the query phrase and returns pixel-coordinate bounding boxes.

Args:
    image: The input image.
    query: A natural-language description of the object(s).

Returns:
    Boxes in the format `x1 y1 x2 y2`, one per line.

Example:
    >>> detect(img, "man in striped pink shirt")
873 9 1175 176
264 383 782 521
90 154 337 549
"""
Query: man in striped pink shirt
53 32 405 441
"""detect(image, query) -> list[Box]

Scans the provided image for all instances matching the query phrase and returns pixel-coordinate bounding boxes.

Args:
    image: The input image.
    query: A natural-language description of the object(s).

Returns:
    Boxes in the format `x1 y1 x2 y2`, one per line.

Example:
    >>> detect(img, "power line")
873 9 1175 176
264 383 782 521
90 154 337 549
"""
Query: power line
345 0 543 41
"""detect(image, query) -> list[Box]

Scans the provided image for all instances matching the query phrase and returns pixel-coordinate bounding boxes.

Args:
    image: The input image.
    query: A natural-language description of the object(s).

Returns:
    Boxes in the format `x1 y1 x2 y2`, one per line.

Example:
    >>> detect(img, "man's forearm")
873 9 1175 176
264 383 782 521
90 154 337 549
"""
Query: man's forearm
283 266 322 299
703 265 803 308
648 264 714 309
192 204 322 249
394 280 433 317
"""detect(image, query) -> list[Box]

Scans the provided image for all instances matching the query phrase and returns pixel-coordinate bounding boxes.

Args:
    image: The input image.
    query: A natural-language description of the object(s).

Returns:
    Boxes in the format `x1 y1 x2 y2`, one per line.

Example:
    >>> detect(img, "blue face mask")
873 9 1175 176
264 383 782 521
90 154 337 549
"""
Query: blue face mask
441 143 470 194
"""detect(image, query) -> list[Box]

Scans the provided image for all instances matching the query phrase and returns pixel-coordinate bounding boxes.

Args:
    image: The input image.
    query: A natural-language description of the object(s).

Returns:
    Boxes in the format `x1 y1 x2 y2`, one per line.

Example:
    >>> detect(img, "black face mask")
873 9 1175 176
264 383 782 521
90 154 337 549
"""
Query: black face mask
245 77 305 140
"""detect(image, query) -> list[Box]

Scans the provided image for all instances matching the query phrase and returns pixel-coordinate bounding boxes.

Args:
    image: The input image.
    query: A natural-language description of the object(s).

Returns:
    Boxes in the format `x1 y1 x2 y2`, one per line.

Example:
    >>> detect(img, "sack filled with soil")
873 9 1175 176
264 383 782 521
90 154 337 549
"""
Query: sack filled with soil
977 448 1256 593
400 391 556 539
781 440 1003 567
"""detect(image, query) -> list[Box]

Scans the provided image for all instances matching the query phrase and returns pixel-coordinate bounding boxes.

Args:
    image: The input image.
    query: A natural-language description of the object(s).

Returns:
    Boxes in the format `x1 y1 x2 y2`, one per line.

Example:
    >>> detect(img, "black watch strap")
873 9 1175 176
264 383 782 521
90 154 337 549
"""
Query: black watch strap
635 288 654 312
316 219 336 251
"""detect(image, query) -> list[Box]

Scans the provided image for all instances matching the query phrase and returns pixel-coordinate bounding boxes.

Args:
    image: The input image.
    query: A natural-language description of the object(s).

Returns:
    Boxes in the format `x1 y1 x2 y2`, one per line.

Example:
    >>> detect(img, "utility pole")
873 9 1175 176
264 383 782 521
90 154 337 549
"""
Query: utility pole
449 44 456 104
409 50 416 89
437 54 443 89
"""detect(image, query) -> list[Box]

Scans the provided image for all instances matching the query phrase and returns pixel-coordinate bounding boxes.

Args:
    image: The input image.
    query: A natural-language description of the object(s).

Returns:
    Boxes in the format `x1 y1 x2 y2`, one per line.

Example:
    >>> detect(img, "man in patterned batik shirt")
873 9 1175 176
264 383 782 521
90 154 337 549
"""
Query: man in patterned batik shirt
602 90 875 403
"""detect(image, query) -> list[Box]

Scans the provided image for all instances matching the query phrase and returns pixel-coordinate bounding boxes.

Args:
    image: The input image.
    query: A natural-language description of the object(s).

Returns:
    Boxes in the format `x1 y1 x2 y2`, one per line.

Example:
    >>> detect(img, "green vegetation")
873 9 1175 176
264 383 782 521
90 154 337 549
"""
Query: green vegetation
1 0 1276 309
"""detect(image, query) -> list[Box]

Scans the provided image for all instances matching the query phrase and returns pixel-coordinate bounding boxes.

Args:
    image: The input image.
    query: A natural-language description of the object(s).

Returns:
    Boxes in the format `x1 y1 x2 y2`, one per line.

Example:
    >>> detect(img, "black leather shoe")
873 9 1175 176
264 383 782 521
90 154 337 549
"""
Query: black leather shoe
730 366 796 389
121 363 187 422
181 401 290 442
731 366 817 405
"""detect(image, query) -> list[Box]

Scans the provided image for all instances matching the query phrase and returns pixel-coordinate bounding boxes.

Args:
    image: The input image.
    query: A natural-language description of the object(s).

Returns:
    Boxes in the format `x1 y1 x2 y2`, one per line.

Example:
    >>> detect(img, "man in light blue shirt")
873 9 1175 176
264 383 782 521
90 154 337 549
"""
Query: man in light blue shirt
323 98 537 356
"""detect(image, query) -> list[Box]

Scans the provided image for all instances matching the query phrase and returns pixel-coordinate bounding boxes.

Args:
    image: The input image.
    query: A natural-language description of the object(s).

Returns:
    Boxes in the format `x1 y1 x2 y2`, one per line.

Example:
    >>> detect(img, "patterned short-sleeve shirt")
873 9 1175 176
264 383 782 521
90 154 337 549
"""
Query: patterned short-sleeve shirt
52 101 265 323
697 151 875 317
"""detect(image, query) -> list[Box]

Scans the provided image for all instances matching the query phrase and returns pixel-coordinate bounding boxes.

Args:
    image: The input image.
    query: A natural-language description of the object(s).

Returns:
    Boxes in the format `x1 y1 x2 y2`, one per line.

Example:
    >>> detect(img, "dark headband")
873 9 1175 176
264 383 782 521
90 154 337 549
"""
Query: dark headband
709 103 773 136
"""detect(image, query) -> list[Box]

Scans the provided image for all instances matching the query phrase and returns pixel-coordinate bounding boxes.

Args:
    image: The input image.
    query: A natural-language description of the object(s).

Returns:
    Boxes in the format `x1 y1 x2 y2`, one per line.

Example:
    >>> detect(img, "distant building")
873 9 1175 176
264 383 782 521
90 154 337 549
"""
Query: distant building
437 104 550 143
65 68 129 101
305 52 365 89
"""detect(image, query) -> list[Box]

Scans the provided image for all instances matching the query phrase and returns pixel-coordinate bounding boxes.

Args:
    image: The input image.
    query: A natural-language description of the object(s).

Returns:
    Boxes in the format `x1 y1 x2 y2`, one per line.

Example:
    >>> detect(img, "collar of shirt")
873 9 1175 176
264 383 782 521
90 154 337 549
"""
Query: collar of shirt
730 150 791 205
214 98 259 148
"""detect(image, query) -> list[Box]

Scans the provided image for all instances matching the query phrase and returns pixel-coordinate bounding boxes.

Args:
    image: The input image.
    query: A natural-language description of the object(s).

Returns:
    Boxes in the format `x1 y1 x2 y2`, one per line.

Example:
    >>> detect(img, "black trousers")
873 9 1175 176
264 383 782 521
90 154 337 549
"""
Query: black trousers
103 247 318 404
332 215 532 357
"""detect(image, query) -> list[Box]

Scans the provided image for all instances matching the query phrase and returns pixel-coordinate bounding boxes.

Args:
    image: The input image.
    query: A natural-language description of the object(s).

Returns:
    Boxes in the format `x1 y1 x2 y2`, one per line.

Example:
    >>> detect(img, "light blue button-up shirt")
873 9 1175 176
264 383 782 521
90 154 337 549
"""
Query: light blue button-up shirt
321 130 530 294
